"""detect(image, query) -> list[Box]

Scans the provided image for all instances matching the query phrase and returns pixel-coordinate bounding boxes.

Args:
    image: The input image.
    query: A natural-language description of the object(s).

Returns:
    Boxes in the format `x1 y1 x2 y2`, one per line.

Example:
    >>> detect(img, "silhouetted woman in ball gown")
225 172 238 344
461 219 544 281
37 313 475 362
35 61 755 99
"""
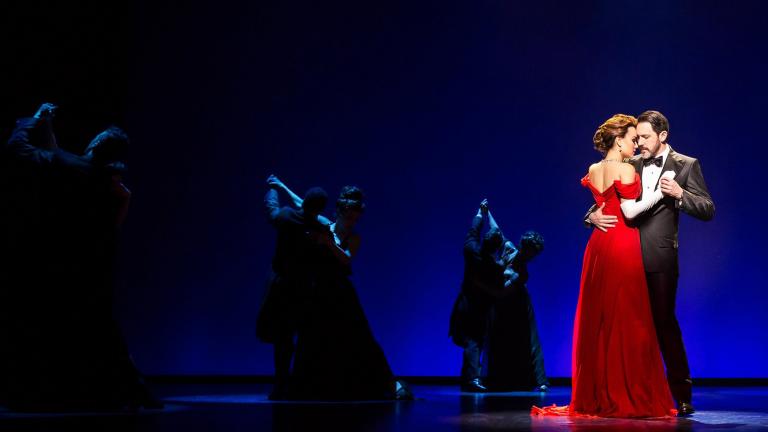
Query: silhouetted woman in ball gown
268 177 408 400
534 114 676 418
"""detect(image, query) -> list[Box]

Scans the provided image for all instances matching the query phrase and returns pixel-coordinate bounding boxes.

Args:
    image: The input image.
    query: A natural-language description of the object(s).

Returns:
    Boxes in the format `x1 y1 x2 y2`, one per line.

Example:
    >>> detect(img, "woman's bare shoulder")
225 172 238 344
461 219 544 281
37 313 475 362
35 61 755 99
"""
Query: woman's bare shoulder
617 162 637 182
618 162 636 174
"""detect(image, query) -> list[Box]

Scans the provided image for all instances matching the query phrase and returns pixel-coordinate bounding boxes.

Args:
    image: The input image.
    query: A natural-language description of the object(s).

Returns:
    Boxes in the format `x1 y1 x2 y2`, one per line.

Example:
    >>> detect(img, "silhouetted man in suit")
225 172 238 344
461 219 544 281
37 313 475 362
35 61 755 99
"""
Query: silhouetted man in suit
258 178 328 400
450 199 505 392
1 103 158 411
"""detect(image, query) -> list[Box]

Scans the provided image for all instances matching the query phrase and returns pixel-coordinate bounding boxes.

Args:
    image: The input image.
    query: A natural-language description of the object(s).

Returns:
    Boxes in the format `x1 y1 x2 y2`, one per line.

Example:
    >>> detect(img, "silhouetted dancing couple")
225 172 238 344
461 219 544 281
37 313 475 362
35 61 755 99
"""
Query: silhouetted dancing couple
0 103 160 411
257 175 411 401
450 199 548 393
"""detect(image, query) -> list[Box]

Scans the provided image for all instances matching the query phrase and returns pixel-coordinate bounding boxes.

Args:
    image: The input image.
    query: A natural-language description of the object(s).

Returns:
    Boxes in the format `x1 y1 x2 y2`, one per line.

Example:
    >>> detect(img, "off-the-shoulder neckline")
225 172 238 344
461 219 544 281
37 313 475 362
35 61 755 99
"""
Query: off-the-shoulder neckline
582 172 640 195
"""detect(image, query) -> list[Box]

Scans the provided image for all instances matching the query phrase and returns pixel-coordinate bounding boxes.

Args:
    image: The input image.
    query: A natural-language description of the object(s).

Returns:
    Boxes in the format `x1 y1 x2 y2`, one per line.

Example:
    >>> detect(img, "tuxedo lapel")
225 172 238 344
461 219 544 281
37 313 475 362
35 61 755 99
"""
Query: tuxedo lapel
654 146 679 191
657 146 685 190
631 156 643 174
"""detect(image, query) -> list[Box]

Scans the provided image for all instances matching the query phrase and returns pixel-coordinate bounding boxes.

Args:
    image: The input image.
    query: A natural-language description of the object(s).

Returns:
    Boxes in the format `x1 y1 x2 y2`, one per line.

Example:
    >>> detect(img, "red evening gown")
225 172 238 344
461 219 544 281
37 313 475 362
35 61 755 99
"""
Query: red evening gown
534 173 675 418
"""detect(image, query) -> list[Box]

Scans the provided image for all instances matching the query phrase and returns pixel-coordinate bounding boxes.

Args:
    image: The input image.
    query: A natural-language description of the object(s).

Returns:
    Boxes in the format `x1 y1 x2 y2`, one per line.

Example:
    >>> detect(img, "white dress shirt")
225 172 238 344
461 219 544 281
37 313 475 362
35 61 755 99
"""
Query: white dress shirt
642 145 670 194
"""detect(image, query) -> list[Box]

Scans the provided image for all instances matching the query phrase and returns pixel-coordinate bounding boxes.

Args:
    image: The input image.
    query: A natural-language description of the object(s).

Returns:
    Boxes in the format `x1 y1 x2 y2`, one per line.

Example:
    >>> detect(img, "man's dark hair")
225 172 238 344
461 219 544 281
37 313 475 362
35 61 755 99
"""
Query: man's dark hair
302 187 328 216
482 228 503 254
85 126 129 166
520 230 545 254
637 110 670 142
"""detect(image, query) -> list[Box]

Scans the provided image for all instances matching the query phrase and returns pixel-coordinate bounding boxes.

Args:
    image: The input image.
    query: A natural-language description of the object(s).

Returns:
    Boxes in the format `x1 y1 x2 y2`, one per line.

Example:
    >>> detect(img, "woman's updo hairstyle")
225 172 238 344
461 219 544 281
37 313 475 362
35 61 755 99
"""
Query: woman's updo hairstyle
593 114 637 155
336 185 365 214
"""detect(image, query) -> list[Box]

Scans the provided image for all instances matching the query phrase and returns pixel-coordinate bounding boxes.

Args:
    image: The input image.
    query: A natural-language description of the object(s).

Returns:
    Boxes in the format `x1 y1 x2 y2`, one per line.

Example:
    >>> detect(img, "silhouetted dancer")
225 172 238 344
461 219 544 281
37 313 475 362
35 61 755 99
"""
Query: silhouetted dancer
484 231 548 391
0 103 66 406
449 199 505 392
1 103 160 411
269 177 411 400
258 177 328 400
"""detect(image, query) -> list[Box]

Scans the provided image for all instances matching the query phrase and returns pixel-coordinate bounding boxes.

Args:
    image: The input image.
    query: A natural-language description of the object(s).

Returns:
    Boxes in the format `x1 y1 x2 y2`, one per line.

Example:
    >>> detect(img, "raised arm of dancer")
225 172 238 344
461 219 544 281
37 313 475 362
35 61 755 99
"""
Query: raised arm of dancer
487 208 512 246
464 201 487 256
620 170 676 219
266 175 332 225
7 104 91 176
267 175 303 208
6 115 55 165
487 209 500 232
264 187 281 222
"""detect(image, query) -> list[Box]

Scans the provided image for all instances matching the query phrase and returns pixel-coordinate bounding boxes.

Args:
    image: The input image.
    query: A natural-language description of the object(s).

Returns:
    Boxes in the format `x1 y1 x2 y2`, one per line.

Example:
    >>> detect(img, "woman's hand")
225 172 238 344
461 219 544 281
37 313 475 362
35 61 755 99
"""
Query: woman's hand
266 174 284 190
480 198 489 214
33 102 57 120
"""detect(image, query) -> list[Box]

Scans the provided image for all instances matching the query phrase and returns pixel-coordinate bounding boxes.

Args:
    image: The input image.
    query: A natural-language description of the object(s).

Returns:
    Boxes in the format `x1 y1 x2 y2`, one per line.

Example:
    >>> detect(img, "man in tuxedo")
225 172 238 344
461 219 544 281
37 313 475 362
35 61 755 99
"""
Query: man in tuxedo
587 110 715 415
449 199 505 392
258 180 328 400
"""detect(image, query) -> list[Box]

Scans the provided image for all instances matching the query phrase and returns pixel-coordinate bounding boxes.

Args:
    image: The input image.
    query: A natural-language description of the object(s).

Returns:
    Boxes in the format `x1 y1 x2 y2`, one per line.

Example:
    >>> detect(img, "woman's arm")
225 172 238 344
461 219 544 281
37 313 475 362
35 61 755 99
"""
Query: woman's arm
317 214 333 225
327 242 352 266
267 175 304 208
620 171 676 219
465 201 486 256
487 209 500 232
320 232 359 266
346 234 361 259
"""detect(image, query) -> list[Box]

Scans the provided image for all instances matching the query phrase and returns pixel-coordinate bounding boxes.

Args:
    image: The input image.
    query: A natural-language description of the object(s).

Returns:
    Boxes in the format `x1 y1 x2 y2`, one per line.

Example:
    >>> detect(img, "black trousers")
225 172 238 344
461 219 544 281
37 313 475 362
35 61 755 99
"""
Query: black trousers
462 339 483 382
273 335 295 390
646 271 692 403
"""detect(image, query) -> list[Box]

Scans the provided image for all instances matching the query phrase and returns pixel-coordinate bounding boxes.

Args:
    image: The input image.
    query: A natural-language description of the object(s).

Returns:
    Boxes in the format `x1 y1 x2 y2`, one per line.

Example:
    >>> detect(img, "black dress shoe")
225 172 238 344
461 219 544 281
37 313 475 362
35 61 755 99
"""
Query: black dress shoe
394 380 415 400
268 388 290 401
678 401 695 416
460 378 487 393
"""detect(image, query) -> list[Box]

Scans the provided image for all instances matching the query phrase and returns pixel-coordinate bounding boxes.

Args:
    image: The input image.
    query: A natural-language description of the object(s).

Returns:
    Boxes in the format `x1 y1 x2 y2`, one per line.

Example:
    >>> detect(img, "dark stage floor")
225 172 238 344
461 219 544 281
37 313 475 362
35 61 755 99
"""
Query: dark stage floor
2 383 768 431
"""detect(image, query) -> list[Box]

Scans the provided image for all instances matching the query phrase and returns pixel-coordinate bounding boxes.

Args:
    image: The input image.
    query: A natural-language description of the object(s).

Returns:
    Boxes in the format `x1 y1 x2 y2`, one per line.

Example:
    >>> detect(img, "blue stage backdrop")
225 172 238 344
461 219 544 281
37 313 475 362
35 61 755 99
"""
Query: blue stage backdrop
109 1 767 377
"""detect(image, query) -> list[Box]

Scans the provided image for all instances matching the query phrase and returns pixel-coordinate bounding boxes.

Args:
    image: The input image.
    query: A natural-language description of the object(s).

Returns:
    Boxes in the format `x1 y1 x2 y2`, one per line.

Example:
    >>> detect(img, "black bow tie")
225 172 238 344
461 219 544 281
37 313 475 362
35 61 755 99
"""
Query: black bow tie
643 156 663 168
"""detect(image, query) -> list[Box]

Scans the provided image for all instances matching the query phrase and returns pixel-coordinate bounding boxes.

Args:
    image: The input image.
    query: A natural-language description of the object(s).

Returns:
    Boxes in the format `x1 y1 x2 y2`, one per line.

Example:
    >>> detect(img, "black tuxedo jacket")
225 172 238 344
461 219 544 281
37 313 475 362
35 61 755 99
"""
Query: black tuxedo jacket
461 214 505 298
264 189 327 281
629 147 715 274
2 118 94 269
584 146 715 274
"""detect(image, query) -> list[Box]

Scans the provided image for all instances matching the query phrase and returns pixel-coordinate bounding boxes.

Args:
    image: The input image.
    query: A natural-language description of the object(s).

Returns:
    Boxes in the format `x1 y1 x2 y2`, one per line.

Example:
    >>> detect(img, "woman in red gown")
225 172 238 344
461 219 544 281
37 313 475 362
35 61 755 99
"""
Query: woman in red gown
535 114 676 418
